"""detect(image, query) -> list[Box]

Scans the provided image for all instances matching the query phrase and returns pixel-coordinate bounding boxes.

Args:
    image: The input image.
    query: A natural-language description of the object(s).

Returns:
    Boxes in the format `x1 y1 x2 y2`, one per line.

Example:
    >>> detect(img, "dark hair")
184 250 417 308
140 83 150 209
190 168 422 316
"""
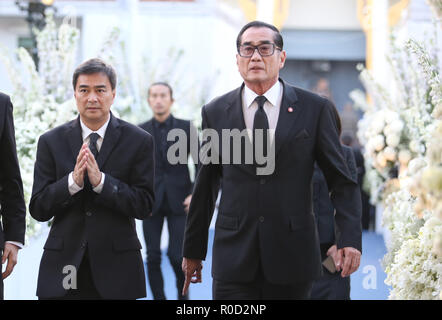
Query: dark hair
236 21 283 51
72 58 117 90
148 82 174 100
329 101 342 137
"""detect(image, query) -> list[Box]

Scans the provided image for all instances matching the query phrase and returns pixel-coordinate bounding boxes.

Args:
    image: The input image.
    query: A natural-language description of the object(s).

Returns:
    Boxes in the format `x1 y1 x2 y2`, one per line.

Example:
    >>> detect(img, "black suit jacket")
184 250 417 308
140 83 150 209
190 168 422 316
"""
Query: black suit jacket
30 113 155 299
139 115 196 215
313 145 358 257
183 79 362 284
0 93 26 249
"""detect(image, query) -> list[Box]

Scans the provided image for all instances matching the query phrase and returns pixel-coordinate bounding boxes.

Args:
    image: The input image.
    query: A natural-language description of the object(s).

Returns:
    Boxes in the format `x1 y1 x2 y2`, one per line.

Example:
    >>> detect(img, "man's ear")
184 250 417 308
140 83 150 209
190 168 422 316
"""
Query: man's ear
279 50 287 69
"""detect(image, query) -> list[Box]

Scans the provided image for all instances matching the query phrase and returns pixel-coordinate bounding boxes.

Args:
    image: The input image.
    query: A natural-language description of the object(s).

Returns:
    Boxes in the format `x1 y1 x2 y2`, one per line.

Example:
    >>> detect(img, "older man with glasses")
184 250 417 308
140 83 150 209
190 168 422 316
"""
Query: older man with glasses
182 21 362 300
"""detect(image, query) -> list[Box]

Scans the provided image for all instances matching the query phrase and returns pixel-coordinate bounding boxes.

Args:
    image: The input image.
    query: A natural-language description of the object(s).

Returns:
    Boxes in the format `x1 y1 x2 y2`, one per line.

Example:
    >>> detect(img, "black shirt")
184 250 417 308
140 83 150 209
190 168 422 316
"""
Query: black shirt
152 115 173 165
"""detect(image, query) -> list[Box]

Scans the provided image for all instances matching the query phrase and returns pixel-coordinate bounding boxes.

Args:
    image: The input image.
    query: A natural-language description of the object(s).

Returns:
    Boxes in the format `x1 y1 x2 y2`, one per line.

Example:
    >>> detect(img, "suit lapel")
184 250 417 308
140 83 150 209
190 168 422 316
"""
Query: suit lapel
225 84 256 176
67 116 83 163
274 79 300 158
144 119 154 135
97 113 121 168
226 84 247 132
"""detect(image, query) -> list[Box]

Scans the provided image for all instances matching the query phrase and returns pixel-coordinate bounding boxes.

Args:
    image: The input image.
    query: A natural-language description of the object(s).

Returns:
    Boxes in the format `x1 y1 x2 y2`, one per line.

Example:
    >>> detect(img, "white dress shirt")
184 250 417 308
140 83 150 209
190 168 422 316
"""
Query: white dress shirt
68 116 110 195
242 79 283 142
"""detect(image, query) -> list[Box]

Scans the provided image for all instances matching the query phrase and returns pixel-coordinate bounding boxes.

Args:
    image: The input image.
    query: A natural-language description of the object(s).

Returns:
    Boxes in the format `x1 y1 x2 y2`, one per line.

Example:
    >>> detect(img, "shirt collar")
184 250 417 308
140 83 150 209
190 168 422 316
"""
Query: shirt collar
153 114 173 128
80 115 110 141
244 80 281 109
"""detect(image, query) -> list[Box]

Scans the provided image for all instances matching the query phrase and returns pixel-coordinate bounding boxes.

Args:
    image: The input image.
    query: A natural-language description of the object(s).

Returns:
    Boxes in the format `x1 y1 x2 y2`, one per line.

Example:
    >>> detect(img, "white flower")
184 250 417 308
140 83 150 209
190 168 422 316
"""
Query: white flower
421 166 442 192
390 119 404 133
384 146 397 161
365 139 376 154
408 157 427 176
376 151 388 168
386 134 400 148
384 110 399 124
409 140 419 153
372 134 386 151
371 116 386 134
398 150 412 165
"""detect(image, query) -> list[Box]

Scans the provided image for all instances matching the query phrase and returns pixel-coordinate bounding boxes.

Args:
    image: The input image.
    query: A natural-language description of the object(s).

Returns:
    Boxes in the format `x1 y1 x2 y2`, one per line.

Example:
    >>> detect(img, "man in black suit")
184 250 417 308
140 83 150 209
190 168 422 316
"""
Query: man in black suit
0 93 26 300
182 21 362 299
139 82 197 300
310 103 358 300
30 58 155 299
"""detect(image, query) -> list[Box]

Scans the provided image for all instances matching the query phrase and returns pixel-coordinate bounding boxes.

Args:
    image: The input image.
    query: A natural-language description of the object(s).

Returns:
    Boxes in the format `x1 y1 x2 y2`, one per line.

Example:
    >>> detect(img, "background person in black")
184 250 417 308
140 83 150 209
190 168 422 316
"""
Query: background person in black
0 92 26 300
140 82 198 300
342 134 374 231
310 102 358 300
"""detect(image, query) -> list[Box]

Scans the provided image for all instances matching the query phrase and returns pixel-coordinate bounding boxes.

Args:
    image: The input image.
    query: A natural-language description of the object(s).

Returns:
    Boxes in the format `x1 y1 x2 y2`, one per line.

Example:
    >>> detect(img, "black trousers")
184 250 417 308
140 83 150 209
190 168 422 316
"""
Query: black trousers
310 266 351 300
142 194 187 300
213 262 313 300
40 248 101 300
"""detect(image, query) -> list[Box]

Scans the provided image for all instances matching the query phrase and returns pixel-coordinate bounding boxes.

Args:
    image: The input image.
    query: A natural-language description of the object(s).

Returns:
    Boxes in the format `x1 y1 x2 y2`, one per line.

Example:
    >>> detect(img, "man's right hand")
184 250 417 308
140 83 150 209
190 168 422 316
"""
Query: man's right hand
73 143 89 188
182 257 203 296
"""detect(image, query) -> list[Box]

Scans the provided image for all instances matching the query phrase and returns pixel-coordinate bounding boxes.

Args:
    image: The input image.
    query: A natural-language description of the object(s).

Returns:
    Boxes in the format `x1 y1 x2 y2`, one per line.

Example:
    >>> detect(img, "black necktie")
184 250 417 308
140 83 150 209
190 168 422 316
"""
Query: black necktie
89 132 100 159
253 96 269 165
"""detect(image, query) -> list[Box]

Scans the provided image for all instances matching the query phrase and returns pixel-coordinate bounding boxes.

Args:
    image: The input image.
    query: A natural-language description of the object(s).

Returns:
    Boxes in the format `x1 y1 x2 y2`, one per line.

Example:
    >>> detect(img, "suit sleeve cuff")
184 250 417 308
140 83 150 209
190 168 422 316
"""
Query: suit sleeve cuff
93 173 105 194
5 241 24 249
68 172 83 195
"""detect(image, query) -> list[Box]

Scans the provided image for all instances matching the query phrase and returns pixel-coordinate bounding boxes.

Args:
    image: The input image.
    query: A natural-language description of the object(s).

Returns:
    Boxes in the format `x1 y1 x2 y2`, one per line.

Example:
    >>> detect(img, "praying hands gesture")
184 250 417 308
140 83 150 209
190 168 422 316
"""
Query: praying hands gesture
73 143 102 188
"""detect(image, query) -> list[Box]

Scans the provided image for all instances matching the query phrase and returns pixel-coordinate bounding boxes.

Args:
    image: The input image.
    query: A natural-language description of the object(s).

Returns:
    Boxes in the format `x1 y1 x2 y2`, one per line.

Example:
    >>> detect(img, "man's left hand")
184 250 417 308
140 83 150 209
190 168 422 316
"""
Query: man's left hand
2 243 20 280
336 247 361 277
183 195 192 214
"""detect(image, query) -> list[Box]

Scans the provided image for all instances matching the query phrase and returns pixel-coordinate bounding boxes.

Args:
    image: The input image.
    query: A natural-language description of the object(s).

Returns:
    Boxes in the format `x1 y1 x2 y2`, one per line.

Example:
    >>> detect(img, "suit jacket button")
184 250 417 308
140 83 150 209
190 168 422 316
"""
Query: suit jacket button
260 179 266 185
259 216 265 222
86 211 92 217
81 241 87 249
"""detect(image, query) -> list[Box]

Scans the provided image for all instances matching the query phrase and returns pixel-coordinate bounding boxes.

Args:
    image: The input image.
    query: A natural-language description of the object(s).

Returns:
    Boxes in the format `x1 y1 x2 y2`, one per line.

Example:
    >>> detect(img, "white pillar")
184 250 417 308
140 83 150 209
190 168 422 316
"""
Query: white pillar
256 0 274 23
371 0 389 89
121 0 141 110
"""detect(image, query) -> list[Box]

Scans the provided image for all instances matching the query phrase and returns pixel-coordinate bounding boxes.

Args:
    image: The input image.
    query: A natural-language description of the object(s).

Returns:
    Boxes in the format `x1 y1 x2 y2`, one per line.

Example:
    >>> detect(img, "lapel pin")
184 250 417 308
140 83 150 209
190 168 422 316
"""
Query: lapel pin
288 107 294 113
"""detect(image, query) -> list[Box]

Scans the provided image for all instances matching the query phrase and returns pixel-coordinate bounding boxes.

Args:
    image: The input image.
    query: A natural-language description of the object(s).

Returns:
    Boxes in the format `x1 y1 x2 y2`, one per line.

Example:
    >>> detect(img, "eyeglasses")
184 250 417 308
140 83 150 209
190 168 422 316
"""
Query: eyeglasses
238 43 281 57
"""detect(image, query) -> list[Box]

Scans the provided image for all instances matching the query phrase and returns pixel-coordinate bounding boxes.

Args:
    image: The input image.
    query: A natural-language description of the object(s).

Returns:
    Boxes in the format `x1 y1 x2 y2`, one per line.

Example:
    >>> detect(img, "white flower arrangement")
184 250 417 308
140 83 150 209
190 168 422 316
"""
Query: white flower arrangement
381 189 424 270
352 31 437 205
0 13 79 241
354 19 442 299
385 216 442 300
355 105 406 204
